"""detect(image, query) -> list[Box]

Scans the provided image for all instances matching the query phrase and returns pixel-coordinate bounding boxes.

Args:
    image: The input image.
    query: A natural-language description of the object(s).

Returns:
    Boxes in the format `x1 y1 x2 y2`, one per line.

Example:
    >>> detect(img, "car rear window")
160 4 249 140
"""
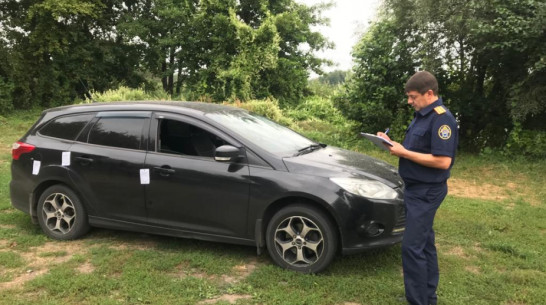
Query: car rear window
38 114 94 140
87 117 146 150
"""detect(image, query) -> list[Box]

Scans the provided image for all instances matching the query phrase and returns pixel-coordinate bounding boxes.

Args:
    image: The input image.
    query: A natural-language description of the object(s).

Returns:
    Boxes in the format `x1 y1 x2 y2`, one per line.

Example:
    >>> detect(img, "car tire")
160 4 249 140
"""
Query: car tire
266 203 338 273
37 185 90 240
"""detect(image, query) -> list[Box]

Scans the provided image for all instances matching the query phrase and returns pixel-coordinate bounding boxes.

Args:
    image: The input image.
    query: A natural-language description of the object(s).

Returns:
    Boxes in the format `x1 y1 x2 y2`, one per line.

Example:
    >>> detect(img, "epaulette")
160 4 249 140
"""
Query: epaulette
434 106 446 114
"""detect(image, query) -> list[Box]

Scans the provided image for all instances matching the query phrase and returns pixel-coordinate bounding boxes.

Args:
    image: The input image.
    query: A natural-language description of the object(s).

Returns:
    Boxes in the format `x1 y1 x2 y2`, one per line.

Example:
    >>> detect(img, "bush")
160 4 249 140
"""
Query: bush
284 97 346 126
231 98 294 127
0 78 14 114
85 86 172 103
505 122 546 158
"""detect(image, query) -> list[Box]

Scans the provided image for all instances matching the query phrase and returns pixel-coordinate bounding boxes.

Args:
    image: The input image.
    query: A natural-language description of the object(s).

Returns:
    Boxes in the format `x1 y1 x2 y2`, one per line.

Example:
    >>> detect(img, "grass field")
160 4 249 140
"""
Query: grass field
0 109 544 305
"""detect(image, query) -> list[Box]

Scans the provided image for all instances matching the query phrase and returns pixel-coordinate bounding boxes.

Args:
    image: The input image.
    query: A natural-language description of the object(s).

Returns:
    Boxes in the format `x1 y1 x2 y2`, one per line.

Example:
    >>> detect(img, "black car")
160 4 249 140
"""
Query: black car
10 101 405 273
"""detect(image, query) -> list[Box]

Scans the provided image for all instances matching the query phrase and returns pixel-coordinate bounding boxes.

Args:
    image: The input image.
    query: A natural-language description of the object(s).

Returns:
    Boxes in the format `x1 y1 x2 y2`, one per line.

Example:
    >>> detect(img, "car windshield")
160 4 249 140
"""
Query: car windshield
207 111 315 156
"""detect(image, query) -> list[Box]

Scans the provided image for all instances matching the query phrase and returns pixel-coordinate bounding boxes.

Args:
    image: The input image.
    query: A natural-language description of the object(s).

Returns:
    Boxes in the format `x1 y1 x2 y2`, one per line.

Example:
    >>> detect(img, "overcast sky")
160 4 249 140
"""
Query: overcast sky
297 0 382 73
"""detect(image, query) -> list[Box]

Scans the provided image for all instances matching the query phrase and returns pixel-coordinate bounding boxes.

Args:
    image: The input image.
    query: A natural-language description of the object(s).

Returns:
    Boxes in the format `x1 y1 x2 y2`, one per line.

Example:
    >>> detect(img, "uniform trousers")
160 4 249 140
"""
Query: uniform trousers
402 182 447 305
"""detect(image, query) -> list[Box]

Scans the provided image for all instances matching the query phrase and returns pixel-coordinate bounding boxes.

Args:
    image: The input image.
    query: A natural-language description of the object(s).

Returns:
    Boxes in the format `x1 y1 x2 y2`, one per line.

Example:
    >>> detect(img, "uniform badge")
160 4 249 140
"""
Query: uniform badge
438 125 451 140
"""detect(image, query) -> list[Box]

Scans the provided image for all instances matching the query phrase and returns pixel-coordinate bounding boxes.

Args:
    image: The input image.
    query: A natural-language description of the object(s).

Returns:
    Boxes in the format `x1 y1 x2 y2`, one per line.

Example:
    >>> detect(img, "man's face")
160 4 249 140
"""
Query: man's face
406 90 433 112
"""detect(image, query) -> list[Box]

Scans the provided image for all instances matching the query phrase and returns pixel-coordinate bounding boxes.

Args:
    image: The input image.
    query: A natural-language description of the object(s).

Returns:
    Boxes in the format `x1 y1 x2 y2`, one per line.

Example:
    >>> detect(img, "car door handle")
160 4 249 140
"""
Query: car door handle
75 156 94 165
153 166 175 176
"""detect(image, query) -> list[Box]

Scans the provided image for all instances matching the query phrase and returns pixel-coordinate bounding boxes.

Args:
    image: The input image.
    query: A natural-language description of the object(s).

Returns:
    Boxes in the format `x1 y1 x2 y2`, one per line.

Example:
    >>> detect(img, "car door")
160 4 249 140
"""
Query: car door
69 111 150 223
144 113 251 237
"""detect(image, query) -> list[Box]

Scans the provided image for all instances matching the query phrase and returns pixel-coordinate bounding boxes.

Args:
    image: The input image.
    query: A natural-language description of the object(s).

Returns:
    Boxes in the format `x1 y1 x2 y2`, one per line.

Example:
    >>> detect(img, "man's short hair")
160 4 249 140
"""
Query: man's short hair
405 71 438 95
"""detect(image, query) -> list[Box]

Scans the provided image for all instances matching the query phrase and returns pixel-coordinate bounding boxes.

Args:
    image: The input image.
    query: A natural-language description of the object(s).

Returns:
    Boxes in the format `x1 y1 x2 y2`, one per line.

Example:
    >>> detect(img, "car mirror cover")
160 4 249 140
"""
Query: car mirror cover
214 145 241 162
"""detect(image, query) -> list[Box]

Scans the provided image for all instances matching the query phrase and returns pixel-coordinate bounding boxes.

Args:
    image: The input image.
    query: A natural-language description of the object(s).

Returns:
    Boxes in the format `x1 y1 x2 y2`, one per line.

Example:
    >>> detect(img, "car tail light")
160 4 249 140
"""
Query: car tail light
12 142 35 160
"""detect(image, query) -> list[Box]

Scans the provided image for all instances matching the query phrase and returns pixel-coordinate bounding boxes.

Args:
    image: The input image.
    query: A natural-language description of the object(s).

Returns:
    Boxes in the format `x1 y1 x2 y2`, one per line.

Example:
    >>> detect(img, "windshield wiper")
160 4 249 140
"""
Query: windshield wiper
294 143 325 156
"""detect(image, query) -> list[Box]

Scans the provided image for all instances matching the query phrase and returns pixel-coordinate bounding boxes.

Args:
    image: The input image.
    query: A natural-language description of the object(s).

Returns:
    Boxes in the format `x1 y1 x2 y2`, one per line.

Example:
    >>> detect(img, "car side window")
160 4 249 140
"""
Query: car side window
88 117 146 150
38 114 94 140
158 119 227 158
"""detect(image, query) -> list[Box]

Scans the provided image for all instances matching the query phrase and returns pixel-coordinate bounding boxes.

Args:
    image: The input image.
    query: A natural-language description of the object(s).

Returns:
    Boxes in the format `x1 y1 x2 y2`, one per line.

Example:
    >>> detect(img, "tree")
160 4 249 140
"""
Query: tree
339 0 546 153
0 0 146 109
1 0 330 109
335 17 418 138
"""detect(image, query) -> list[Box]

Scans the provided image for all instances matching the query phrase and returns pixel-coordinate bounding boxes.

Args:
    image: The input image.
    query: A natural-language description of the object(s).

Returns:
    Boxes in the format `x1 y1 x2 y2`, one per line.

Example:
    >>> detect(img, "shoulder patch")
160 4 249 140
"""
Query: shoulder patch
434 106 446 114
438 125 452 140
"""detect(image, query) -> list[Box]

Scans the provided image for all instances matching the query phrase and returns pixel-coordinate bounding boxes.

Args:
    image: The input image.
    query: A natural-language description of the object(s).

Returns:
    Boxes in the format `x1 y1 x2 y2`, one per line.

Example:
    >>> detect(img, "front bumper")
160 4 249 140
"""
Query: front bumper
334 189 405 255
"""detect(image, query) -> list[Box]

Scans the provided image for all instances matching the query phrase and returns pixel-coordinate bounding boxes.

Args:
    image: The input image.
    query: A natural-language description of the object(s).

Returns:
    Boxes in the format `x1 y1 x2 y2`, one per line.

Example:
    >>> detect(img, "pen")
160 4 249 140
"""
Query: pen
384 128 390 135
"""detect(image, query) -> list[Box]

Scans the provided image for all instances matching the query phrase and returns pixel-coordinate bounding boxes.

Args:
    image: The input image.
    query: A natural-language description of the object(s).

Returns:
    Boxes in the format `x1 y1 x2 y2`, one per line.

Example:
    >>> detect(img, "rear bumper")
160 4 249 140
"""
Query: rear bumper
10 180 31 214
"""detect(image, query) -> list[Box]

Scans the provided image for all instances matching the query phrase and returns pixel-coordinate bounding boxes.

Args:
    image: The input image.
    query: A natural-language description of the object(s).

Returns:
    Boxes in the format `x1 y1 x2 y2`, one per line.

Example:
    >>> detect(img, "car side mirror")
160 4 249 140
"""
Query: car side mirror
214 145 241 162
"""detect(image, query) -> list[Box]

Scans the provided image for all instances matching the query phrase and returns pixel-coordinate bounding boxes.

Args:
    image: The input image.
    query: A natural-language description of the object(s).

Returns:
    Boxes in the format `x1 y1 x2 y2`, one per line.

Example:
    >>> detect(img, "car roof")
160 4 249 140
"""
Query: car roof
42 101 247 117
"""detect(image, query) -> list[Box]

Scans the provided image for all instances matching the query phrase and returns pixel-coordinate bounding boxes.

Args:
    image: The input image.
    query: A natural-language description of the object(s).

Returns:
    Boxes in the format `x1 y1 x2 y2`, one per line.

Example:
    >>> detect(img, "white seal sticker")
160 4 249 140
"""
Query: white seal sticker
62 151 71 166
32 160 41 175
140 169 150 185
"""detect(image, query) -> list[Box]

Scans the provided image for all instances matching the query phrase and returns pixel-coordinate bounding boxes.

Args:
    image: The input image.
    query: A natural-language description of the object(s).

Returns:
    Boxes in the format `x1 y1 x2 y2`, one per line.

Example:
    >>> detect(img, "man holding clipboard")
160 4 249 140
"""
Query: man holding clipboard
376 71 458 305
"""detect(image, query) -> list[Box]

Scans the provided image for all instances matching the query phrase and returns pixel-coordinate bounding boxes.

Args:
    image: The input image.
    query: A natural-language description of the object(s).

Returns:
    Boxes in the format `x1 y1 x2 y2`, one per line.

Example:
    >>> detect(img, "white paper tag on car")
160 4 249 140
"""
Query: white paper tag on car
32 160 41 175
62 151 71 166
140 169 150 184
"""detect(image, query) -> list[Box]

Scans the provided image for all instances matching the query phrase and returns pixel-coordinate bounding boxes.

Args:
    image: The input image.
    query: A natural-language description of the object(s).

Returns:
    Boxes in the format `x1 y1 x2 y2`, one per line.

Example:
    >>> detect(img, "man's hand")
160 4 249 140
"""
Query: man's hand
376 132 391 142
386 141 407 157
376 131 451 170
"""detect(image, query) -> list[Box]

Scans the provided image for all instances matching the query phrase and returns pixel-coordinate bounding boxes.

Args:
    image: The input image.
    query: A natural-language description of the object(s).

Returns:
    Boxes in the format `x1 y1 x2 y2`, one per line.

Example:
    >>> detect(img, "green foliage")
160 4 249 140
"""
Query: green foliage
307 79 339 99
232 98 294 127
307 70 348 98
87 86 172 103
504 122 546 158
318 70 348 85
339 0 546 154
242 1 333 107
285 96 346 125
0 0 330 111
334 18 415 139
0 78 14 114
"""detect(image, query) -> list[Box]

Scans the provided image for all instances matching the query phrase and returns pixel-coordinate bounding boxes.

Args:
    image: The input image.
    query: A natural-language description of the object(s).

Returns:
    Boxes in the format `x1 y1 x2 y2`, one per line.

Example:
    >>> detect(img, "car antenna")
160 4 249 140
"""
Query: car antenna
79 79 97 103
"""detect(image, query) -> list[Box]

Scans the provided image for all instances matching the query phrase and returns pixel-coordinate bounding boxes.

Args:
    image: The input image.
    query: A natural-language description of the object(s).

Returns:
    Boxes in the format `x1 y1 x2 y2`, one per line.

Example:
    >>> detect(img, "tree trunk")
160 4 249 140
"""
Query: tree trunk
176 59 183 95
161 59 168 92
168 47 175 95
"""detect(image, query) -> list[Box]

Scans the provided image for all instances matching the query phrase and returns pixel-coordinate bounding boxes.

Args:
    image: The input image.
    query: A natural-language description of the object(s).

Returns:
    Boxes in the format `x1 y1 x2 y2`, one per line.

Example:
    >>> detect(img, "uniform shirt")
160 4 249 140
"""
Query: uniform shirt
399 98 458 185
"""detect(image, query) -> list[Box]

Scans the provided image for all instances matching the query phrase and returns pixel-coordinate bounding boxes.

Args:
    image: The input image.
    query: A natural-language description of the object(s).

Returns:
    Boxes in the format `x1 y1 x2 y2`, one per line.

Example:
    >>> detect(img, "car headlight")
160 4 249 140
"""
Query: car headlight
330 177 398 200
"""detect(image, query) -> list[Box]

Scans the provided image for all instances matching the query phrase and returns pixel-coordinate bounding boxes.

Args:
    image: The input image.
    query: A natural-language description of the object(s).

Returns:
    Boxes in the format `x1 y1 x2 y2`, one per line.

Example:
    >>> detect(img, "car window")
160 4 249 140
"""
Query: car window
88 117 146 150
38 114 94 140
158 119 227 158
207 112 314 156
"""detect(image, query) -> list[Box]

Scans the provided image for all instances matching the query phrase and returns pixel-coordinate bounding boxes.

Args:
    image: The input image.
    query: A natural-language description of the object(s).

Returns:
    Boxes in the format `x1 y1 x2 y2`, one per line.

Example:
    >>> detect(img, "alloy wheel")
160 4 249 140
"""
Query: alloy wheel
41 193 76 235
273 216 324 267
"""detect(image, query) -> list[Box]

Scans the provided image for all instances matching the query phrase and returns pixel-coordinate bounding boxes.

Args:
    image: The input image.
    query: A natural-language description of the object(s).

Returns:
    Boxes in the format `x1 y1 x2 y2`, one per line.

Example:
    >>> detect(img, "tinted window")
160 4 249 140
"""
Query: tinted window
158 119 227 157
39 114 94 140
88 117 146 150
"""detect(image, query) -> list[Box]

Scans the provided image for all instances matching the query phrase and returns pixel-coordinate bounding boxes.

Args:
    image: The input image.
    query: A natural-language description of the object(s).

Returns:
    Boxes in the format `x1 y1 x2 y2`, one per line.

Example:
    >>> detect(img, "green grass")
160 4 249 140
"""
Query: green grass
0 107 544 304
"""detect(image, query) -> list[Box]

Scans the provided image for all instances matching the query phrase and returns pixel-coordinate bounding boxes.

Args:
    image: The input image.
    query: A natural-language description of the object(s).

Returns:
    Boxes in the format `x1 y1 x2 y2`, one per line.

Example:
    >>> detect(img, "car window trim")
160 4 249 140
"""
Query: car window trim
96 111 152 118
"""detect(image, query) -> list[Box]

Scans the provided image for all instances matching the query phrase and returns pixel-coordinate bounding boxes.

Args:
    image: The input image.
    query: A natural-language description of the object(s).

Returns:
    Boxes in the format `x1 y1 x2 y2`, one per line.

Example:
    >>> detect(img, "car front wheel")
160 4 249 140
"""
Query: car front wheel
266 204 338 273
37 185 90 240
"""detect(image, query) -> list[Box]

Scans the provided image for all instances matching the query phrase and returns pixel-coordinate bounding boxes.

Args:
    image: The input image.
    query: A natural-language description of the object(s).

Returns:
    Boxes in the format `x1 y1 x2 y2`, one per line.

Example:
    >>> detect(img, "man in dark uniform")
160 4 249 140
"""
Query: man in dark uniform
377 71 458 305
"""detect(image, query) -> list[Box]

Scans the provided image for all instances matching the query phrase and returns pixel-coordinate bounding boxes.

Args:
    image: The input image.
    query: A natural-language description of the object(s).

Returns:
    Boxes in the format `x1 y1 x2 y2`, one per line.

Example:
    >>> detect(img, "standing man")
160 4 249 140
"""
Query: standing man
378 71 458 305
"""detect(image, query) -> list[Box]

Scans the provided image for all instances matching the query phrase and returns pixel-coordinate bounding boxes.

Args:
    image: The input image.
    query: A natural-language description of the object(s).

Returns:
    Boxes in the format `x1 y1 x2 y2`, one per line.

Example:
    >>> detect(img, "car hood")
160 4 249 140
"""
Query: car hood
283 146 403 188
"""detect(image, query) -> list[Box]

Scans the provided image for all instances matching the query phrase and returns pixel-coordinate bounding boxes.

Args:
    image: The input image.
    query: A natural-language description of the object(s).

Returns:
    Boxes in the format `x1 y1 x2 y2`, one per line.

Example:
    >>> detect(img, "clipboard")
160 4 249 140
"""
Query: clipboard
360 133 393 151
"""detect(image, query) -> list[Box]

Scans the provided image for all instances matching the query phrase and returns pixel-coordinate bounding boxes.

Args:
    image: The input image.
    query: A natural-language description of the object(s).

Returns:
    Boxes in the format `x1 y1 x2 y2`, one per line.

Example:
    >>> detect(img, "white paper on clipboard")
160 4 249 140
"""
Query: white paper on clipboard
360 133 393 151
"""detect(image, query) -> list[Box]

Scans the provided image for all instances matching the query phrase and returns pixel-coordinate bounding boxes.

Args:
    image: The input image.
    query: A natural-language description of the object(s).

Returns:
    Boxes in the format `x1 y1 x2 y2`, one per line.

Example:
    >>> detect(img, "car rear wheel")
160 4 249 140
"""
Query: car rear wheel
266 204 338 273
37 185 90 240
